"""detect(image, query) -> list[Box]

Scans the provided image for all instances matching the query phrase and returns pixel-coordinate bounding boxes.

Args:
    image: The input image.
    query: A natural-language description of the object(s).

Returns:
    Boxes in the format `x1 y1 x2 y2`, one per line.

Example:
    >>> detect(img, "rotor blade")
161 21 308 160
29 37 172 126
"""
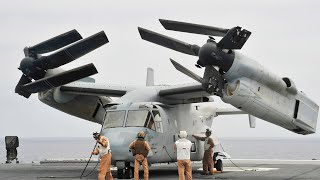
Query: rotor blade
138 27 199 56
35 31 109 70
159 19 228 37
20 63 98 93
217 27 251 49
170 58 202 83
28 29 83 54
15 74 32 98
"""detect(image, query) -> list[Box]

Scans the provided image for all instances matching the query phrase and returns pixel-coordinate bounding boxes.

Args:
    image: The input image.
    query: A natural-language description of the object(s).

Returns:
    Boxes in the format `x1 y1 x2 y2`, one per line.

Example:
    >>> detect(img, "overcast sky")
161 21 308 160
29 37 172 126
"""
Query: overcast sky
0 0 319 138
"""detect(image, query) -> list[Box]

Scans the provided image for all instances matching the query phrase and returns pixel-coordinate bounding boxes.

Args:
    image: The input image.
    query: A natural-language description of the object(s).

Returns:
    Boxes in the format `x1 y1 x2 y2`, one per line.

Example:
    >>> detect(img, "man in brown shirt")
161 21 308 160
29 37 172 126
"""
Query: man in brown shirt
193 129 215 175
129 131 151 180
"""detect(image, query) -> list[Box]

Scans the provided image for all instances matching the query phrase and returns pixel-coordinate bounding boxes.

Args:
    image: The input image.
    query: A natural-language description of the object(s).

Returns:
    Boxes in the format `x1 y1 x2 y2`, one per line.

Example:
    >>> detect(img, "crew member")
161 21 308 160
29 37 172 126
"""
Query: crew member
174 130 193 180
91 132 113 180
129 131 151 180
192 129 215 175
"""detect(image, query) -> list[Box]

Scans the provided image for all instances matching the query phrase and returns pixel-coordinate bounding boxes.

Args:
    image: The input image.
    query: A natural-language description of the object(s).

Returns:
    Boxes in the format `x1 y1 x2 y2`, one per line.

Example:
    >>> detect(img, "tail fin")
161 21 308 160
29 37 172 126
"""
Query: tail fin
146 67 154 86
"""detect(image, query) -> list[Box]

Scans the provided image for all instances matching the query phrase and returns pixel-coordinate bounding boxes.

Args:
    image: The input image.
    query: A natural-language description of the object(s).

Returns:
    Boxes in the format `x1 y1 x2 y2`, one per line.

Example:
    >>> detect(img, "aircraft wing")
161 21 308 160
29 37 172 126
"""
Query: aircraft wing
158 83 212 101
60 82 134 97
214 107 256 128
215 108 246 116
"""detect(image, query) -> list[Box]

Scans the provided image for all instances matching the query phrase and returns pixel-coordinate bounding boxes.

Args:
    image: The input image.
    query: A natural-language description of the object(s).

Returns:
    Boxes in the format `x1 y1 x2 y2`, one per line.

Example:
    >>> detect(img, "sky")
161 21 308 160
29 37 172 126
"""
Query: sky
0 0 320 138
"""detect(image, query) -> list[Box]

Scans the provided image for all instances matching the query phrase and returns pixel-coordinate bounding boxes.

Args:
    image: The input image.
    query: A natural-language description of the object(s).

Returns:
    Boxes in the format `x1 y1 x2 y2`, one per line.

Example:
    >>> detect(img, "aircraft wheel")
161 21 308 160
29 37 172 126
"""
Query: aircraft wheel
124 164 133 179
215 159 223 172
117 168 124 179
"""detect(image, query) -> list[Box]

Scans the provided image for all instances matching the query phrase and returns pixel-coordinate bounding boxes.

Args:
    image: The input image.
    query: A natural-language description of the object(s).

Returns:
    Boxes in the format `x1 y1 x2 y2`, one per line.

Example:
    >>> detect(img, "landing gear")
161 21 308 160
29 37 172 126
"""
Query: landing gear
124 164 134 179
215 159 223 172
117 169 124 179
117 162 133 179
213 152 223 172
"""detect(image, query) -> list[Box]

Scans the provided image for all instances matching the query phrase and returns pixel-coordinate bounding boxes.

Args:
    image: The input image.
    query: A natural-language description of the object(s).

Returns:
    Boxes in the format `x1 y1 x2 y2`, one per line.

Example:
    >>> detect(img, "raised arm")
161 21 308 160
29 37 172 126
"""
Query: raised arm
192 134 206 141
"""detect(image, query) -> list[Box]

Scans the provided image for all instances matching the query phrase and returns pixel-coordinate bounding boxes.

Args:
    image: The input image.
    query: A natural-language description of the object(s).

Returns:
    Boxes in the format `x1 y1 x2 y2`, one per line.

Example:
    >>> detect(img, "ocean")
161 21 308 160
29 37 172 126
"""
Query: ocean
0 137 319 163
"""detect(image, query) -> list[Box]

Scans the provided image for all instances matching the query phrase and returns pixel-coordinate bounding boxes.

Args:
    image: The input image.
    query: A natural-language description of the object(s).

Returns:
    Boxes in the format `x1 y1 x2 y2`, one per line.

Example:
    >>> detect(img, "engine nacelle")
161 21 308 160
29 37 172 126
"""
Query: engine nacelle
38 88 111 124
222 78 318 135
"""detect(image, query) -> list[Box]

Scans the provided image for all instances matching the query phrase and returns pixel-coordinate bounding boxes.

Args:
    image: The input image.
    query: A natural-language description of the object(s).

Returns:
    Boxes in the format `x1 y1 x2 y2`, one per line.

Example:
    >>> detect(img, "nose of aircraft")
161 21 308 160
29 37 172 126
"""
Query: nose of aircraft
102 127 149 161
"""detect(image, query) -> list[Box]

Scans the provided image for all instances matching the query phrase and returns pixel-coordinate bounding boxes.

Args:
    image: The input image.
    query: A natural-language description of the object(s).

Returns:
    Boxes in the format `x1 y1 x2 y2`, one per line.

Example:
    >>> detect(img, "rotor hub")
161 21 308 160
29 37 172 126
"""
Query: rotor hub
19 57 45 80
198 42 221 67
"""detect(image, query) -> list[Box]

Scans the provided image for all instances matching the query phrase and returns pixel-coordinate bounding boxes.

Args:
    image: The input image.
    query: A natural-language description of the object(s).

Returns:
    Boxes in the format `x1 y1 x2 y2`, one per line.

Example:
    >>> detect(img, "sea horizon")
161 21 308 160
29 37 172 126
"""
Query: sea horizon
1 137 319 163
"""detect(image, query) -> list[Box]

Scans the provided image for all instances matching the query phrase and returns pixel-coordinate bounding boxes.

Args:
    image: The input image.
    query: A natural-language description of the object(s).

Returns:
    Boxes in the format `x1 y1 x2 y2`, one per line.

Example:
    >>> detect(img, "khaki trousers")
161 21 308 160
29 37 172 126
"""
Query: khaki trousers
177 159 192 180
203 149 214 174
99 153 113 180
134 154 149 180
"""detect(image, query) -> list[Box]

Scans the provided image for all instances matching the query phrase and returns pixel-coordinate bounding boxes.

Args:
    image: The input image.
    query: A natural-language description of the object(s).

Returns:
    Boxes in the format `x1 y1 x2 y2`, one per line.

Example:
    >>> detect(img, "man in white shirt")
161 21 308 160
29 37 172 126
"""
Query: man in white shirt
92 132 113 180
174 131 193 180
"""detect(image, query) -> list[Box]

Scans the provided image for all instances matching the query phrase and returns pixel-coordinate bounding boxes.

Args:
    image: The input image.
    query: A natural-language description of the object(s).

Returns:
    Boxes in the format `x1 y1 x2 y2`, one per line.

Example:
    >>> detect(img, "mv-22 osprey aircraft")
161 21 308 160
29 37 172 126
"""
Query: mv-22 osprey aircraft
15 19 318 178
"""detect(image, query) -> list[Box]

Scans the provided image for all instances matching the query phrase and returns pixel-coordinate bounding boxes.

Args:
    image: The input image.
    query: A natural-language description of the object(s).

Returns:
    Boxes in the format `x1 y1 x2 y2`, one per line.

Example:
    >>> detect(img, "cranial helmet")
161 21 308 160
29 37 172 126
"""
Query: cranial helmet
137 131 145 138
93 132 100 139
178 131 188 139
205 129 212 135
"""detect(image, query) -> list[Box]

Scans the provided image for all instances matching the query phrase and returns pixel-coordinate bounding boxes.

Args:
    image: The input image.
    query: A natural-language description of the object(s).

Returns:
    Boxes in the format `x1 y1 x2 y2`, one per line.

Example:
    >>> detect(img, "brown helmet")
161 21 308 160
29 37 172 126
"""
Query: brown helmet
137 131 145 139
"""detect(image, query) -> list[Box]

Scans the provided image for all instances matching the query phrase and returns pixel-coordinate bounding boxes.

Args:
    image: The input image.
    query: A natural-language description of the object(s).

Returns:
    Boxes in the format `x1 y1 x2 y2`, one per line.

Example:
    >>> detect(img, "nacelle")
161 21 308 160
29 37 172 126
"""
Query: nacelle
38 88 111 124
221 52 318 135
222 78 318 135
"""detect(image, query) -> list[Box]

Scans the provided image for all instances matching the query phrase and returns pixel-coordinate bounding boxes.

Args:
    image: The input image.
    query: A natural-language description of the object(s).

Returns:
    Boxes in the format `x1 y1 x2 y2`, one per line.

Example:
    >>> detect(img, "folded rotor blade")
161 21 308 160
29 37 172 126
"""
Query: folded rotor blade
217 27 251 49
159 19 228 37
138 27 199 56
170 58 202 83
15 74 32 98
35 31 108 70
28 29 83 54
20 63 98 93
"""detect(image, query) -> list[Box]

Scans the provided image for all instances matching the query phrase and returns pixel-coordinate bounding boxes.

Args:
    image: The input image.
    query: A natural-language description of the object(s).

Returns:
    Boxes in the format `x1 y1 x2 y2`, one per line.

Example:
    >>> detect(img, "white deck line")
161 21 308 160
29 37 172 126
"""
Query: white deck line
221 159 320 165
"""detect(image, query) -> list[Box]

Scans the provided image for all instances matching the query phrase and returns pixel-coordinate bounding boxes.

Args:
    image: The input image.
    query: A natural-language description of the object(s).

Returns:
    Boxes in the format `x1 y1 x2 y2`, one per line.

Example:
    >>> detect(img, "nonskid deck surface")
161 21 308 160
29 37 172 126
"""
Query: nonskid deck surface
1 159 320 180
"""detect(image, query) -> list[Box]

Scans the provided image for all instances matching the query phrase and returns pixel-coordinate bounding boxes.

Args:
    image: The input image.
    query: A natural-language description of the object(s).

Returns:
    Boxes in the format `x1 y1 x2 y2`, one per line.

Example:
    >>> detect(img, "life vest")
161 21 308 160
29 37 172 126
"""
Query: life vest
97 137 111 157
204 137 213 151
134 140 149 157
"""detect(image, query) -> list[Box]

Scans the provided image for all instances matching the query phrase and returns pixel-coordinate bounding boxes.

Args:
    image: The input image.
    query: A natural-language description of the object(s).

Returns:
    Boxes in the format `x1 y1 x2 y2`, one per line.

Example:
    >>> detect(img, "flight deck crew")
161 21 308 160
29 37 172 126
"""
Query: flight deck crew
91 132 113 180
129 131 151 180
174 131 193 180
192 129 215 175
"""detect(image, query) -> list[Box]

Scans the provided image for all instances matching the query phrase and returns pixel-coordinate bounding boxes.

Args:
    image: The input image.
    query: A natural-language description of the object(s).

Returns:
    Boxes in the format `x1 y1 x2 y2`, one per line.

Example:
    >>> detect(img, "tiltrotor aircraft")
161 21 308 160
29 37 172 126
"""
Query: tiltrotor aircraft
15 19 318 179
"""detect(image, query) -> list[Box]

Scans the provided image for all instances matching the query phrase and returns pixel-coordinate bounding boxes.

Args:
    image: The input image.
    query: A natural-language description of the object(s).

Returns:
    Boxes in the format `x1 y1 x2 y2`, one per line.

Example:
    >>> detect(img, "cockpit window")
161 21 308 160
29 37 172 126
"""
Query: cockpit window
104 111 126 128
126 110 156 131
153 110 163 133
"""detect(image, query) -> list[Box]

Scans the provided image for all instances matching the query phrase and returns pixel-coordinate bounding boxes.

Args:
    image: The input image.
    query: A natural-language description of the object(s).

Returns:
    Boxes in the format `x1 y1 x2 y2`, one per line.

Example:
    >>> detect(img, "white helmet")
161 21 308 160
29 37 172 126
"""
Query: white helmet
178 131 188 139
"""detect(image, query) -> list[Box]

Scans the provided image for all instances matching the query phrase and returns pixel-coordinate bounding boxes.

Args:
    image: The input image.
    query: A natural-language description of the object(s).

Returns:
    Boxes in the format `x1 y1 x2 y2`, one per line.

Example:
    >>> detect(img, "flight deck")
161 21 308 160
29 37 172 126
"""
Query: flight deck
1 159 320 180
